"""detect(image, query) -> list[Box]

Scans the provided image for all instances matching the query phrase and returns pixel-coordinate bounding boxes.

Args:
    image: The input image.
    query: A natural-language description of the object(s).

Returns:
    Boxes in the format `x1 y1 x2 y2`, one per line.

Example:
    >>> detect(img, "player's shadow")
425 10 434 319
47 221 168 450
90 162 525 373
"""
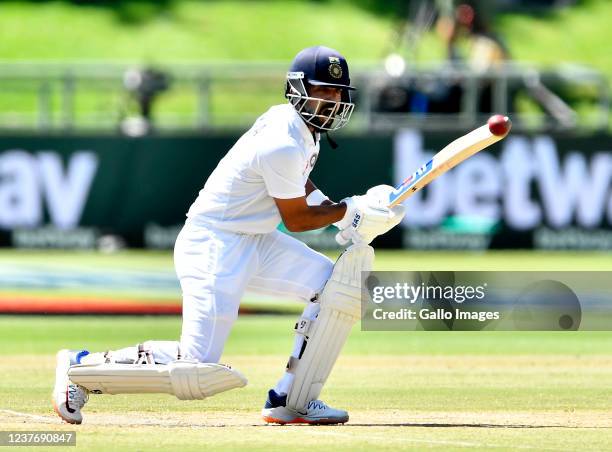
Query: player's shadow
343 422 577 429
262 422 597 429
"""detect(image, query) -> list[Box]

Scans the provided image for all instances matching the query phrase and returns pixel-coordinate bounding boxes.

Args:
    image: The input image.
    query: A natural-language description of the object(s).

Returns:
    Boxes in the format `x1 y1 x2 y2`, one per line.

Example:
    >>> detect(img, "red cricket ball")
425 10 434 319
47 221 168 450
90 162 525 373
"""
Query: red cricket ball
487 114 512 136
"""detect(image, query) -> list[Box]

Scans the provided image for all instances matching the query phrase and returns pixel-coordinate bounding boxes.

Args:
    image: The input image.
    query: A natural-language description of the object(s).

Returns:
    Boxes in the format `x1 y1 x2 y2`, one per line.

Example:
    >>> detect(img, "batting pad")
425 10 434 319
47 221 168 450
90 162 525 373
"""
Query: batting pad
68 360 247 400
286 244 374 412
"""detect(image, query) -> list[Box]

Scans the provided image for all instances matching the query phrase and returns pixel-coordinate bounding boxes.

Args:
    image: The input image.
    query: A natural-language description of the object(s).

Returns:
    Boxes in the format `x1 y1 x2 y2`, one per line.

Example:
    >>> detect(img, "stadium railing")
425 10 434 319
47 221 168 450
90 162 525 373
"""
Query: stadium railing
0 61 608 133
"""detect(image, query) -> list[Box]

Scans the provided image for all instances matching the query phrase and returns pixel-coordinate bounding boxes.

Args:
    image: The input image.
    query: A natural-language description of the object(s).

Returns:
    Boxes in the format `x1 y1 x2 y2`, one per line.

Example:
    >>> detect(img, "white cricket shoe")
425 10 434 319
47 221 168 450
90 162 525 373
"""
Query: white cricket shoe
261 389 349 425
52 349 90 424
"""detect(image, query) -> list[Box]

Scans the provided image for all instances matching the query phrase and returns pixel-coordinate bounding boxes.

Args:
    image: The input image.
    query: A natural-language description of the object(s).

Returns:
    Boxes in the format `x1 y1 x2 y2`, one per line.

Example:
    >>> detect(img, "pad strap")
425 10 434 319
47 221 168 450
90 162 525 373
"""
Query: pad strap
294 317 313 336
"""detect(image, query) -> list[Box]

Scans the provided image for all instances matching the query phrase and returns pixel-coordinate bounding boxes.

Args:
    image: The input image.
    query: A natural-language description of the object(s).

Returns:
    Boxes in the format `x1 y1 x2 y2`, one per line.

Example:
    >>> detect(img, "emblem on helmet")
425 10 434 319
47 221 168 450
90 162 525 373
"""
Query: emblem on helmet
328 63 343 79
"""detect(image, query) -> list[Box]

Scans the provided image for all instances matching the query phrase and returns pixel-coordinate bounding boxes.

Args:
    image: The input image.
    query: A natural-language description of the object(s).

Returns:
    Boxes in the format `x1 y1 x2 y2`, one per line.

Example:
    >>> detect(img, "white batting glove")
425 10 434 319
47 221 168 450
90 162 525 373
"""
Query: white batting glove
347 204 405 245
333 185 395 230
364 184 396 209
364 185 406 237
333 196 363 230
334 188 405 245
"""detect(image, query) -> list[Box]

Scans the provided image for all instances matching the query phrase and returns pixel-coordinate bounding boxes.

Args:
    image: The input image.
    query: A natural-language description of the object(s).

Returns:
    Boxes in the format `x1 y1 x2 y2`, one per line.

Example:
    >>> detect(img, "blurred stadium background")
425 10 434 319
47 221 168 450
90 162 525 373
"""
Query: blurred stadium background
0 0 610 315
1 2 611 449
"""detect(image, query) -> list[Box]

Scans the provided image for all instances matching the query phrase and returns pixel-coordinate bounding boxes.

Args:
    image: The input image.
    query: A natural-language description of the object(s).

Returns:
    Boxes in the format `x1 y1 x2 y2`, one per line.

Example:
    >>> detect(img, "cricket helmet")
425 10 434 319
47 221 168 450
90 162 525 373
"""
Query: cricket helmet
285 46 355 131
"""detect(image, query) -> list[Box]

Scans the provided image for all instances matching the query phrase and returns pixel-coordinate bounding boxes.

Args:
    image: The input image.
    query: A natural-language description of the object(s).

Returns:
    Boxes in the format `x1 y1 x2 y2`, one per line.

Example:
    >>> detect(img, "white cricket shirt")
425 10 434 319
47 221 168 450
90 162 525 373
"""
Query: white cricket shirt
186 104 320 234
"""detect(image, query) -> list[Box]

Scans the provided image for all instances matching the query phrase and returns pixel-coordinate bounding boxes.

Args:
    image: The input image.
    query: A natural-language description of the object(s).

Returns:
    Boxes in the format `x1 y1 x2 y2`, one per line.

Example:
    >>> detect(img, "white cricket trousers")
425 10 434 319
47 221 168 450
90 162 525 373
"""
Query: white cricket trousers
175 220 334 363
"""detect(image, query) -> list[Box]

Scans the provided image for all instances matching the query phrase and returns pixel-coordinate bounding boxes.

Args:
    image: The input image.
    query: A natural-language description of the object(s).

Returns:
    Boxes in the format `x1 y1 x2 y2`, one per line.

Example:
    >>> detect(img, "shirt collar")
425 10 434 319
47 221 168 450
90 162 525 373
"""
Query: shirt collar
289 104 318 148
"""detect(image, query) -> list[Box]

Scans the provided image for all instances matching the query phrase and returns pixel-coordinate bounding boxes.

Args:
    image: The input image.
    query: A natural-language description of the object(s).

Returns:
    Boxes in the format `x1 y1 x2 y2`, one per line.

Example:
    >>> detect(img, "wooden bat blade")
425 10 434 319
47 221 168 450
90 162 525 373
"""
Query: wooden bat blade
387 121 510 208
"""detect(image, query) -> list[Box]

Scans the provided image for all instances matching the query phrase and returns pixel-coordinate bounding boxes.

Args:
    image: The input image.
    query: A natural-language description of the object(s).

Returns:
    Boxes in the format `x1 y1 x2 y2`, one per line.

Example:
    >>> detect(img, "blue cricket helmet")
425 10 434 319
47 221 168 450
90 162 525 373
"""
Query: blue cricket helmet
285 46 355 131
288 45 355 91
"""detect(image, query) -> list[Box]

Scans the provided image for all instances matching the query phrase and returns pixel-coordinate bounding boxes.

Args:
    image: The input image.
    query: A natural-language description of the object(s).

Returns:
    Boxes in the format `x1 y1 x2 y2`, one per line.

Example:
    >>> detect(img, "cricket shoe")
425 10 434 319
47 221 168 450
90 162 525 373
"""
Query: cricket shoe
261 389 349 425
52 349 90 424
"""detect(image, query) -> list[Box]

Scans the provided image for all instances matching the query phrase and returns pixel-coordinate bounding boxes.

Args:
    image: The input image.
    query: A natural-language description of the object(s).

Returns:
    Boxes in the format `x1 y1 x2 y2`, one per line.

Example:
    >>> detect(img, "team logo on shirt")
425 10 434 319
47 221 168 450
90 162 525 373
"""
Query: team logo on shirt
309 153 318 168
303 153 319 176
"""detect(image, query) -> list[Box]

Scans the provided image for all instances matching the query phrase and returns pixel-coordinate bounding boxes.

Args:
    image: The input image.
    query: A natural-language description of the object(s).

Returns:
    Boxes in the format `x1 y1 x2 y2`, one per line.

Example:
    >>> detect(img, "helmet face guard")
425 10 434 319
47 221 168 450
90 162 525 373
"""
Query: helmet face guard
286 72 354 132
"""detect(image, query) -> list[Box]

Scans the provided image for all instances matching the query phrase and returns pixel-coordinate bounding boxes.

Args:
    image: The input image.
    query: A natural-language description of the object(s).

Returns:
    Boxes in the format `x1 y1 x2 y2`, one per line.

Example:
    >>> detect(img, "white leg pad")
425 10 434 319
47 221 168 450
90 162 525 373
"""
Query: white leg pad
286 244 374 412
68 360 247 400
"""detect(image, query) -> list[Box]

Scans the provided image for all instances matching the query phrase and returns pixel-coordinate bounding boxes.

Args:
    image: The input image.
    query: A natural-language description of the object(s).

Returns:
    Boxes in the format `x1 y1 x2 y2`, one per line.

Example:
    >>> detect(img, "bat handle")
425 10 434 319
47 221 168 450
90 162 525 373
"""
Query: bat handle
386 196 401 209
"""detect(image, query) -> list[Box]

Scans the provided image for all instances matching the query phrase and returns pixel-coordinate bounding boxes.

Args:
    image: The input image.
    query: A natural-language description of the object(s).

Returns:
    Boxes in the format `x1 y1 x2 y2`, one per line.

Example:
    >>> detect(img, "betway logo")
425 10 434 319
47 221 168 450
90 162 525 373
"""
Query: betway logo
0 150 98 229
394 130 612 229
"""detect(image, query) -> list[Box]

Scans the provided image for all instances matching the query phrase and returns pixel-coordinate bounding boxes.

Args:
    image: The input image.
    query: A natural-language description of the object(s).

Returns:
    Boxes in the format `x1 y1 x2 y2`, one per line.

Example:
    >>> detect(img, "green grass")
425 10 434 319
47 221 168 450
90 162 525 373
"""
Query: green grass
0 0 610 129
1 249 610 304
3 248 612 270
3 315 612 356
1 249 610 313
1 0 609 74
0 1 395 127
498 0 612 80
1 249 611 450
0 315 611 450
0 1 394 61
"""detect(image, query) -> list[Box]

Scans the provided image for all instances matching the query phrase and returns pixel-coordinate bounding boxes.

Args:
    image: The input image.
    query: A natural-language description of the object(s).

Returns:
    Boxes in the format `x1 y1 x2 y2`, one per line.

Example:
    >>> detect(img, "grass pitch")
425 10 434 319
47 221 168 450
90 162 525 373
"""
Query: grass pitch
1 315 611 451
0 250 611 450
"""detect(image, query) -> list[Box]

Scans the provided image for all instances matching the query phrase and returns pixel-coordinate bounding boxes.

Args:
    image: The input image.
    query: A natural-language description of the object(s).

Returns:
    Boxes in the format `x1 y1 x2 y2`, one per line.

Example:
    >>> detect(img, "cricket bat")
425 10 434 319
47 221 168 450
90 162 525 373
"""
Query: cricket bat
337 115 511 245
387 114 512 207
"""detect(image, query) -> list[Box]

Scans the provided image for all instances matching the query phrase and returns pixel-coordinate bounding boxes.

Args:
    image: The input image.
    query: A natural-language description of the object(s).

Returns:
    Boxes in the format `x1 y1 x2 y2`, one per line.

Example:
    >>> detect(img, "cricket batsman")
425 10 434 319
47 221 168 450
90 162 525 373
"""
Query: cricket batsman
52 46 405 425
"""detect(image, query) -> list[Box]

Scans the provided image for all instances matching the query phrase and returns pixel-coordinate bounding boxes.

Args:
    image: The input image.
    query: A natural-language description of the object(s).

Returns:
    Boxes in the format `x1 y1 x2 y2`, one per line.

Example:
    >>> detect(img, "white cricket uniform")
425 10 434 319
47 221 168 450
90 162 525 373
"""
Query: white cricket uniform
174 104 333 363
